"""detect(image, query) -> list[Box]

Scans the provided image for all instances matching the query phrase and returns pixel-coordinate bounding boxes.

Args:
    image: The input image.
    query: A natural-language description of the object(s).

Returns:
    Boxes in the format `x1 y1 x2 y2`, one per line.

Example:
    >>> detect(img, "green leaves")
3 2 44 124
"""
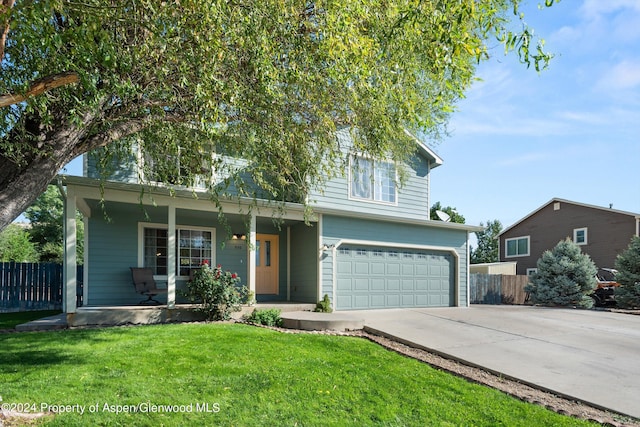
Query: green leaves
1 0 556 225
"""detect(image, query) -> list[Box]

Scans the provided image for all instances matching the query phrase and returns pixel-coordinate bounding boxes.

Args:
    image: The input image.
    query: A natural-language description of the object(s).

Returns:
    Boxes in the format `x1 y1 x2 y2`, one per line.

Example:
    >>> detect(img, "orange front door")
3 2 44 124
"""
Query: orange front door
256 234 279 294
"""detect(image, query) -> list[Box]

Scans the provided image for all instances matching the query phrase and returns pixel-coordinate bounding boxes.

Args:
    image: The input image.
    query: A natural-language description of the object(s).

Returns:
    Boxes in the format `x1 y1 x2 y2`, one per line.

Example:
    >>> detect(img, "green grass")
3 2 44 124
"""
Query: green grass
0 323 595 426
0 310 61 330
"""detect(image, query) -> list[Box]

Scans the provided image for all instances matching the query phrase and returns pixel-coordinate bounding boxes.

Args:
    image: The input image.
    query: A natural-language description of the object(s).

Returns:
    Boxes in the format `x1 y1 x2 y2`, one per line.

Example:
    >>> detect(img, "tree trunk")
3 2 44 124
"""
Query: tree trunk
0 104 109 230
0 99 158 230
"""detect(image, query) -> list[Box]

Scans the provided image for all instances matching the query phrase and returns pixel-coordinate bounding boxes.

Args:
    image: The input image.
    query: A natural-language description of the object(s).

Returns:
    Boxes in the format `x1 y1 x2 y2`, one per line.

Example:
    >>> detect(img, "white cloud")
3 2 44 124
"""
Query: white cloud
597 60 640 90
580 0 640 20
497 151 548 167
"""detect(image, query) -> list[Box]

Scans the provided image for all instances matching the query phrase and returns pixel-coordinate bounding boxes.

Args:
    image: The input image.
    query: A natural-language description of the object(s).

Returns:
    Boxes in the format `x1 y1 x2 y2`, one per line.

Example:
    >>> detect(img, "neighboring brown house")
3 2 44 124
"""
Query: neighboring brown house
499 198 640 276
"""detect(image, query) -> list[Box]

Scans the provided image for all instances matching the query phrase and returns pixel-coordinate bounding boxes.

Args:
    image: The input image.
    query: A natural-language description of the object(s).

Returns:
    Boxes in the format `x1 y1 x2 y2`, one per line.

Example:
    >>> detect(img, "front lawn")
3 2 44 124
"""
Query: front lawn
0 323 594 426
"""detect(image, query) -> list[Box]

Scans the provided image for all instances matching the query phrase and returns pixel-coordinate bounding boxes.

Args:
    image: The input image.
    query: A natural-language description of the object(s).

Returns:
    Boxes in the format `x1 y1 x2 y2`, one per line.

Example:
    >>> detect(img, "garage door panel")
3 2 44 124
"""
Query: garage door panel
415 265 428 275
336 245 454 310
386 294 401 307
354 262 370 275
370 294 386 307
354 278 369 291
337 261 352 274
386 263 400 275
401 279 414 291
337 278 352 292
371 263 385 275
402 264 414 276
401 294 415 306
415 294 428 306
371 278 385 291
387 278 400 290
353 295 370 309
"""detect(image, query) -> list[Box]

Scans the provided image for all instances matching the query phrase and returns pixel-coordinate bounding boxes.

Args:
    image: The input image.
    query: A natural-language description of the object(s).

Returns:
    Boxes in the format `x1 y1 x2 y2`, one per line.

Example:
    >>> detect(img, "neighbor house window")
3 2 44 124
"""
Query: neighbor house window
573 228 588 245
526 268 538 276
350 156 397 203
505 236 530 257
140 224 214 276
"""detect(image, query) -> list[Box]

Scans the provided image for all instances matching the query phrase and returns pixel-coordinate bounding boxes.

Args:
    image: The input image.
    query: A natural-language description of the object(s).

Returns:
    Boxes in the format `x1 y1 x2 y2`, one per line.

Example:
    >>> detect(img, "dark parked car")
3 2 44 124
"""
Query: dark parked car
591 268 619 307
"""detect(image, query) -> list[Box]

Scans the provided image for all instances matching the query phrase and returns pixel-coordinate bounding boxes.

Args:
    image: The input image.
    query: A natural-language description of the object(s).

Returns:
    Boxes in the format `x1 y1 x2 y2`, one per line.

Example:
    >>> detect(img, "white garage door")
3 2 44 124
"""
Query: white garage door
335 246 454 310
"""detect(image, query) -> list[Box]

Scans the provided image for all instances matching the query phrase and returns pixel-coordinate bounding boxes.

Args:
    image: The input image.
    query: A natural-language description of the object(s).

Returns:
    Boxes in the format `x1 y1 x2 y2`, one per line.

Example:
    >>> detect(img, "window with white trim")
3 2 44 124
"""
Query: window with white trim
142 145 215 189
505 236 530 257
349 156 397 203
141 224 214 276
526 268 538 276
573 227 588 245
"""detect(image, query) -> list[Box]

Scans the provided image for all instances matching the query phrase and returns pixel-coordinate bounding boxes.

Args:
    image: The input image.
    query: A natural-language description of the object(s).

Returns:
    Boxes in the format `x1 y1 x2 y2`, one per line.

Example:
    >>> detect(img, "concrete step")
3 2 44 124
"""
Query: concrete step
280 311 364 332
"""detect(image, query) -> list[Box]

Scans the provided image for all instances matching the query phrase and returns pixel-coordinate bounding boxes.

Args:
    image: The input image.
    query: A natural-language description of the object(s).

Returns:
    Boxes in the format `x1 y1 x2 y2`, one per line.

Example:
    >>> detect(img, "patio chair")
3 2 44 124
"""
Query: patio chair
130 267 168 305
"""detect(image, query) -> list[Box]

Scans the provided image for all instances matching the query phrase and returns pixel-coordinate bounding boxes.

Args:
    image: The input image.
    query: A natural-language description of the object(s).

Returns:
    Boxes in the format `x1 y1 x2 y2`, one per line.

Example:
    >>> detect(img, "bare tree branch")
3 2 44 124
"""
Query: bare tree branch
0 71 79 108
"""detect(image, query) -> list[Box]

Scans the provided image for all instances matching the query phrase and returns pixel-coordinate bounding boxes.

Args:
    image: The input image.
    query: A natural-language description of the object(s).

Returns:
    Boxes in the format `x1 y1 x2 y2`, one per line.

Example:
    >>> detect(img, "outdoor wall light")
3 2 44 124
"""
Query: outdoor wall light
232 233 246 240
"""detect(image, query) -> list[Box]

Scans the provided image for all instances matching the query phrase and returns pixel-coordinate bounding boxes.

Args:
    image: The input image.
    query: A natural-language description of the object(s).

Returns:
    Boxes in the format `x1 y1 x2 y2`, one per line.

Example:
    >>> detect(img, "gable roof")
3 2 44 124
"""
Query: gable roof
498 198 640 237
404 129 443 169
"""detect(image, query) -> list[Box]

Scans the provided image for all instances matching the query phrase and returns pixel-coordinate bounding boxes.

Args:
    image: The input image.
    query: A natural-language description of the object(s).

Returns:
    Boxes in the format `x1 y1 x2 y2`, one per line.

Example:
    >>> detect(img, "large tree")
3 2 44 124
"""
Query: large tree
471 219 502 264
0 0 554 230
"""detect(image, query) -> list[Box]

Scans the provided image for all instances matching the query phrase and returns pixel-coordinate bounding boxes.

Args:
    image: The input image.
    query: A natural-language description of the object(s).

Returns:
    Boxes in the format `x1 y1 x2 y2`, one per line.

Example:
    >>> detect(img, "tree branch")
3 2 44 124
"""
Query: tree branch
83 111 186 151
0 0 14 63
0 71 79 108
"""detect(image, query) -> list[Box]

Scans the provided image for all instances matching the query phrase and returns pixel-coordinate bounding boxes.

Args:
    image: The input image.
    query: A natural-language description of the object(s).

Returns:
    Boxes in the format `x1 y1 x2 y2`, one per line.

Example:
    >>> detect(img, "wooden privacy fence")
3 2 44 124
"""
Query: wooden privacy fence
470 274 530 305
0 262 83 312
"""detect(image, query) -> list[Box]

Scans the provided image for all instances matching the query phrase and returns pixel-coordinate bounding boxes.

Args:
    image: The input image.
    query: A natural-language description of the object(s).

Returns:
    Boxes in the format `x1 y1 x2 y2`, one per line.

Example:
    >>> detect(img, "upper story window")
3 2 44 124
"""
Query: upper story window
573 227 588 245
142 145 215 190
349 156 397 204
505 236 530 258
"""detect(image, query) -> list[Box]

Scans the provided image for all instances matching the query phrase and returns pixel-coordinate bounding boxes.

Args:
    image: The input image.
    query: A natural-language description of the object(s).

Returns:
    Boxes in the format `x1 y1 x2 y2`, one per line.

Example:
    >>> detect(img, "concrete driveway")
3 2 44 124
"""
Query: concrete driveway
346 305 640 419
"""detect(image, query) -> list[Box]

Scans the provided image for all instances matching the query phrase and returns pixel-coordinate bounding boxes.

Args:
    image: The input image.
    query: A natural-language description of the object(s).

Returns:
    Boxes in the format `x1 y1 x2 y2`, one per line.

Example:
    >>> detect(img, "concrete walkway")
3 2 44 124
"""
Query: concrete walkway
345 305 640 420
15 313 68 331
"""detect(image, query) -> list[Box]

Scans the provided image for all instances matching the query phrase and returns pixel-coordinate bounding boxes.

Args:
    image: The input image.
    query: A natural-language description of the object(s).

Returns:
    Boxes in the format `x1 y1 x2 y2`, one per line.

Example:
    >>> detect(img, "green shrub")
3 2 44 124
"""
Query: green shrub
182 262 247 321
246 308 283 327
614 236 640 309
525 238 597 308
314 294 333 313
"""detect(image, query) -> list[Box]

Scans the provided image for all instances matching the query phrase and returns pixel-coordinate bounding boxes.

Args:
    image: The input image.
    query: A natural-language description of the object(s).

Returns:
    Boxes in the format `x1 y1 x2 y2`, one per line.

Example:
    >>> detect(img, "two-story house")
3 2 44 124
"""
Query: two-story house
499 198 640 276
58 128 482 320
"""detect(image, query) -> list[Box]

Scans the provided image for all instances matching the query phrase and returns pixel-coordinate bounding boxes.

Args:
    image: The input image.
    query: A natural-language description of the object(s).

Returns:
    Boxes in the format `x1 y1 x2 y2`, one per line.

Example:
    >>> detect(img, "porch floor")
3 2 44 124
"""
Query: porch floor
14 303 364 332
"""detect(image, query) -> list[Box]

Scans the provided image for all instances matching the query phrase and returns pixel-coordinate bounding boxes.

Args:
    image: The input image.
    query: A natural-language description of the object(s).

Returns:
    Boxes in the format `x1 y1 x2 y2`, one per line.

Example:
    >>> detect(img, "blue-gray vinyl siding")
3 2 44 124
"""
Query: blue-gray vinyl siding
309 129 432 221
321 215 468 310
84 201 304 306
289 222 319 303
85 148 272 200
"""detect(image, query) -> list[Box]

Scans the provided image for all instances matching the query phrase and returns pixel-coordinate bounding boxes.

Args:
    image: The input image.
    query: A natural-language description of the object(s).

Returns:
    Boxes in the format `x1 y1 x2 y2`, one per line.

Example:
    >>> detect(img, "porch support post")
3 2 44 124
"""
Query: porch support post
167 205 176 308
63 189 77 314
248 213 256 296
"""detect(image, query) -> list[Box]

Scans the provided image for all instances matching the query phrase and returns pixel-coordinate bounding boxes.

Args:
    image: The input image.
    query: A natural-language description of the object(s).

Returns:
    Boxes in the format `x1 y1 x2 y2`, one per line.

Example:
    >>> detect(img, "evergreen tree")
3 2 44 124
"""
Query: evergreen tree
471 219 502 264
614 236 640 309
525 238 597 308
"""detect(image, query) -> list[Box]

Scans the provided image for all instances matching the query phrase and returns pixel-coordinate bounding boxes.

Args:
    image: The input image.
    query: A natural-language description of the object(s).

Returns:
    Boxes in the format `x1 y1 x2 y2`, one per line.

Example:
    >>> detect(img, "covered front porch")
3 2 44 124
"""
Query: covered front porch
60 176 321 317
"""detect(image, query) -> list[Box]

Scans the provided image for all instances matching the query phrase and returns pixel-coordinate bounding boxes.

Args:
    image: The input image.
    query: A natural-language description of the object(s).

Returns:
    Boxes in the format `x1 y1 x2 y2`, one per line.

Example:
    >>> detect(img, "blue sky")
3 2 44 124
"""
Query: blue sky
59 0 640 232
430 0 640 229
